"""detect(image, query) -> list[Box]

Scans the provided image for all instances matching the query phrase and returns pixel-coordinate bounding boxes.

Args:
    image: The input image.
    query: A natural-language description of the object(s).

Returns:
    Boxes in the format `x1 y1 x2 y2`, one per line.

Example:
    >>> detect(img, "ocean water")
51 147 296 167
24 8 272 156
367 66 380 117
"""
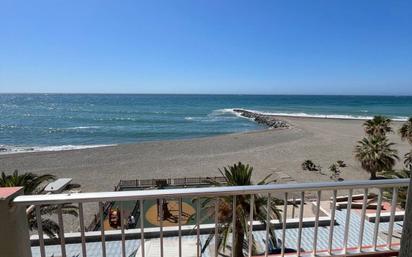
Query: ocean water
1 94 412 154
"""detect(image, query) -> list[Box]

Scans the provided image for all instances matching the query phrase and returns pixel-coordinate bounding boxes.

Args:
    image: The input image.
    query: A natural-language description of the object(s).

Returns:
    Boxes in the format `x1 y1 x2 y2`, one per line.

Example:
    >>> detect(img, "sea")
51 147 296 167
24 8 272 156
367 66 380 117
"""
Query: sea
1 94 411 154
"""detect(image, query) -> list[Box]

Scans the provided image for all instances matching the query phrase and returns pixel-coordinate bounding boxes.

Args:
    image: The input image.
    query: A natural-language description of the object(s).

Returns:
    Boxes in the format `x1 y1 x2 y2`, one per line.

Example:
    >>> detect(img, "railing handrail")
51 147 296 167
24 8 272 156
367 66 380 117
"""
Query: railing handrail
12 178 409 205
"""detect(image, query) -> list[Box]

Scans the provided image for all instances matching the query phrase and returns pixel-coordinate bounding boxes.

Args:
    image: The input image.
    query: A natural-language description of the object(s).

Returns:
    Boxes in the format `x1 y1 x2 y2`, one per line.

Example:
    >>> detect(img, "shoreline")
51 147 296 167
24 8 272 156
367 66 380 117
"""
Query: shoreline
1 116 408 184
2 115 410 231
1 113 407 156
229 108 409 121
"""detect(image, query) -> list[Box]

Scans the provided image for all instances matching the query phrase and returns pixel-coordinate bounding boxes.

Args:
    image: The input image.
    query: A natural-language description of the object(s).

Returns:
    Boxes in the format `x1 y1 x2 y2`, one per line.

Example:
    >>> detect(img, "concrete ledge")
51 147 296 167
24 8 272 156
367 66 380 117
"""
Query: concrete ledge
0 187 24 201
366 211 405 223
0 187 32 257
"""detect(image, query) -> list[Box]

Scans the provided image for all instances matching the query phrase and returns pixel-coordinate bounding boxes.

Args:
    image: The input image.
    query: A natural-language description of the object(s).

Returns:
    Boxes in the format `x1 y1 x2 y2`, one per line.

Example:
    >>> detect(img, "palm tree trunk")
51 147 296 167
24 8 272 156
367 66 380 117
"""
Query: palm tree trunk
370 172 377 180
399 177 412 256
234 220 245 257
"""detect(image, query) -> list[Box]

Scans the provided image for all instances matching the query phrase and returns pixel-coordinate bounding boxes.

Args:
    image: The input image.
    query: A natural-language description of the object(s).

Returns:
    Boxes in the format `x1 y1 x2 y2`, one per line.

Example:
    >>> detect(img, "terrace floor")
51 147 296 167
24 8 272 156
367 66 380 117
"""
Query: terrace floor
31 203 403 257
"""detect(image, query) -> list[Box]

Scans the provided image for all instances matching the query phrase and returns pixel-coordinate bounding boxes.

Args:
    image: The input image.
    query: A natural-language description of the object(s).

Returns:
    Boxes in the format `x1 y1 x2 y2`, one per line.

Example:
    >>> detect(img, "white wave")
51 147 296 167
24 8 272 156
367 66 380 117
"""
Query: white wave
182 111 241 123
185 115 235 122
94 117 141 122
47 126 101 133
212 108 255 121
393 116 409 121
210 108 245 118
0 144 115 155
65 126 100 130
219 108 408 121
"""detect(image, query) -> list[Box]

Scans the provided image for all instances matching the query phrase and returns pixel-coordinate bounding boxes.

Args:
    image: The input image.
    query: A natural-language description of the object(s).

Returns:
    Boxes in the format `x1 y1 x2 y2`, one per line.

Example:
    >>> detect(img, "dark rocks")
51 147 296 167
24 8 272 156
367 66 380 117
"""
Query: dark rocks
233 109 289 128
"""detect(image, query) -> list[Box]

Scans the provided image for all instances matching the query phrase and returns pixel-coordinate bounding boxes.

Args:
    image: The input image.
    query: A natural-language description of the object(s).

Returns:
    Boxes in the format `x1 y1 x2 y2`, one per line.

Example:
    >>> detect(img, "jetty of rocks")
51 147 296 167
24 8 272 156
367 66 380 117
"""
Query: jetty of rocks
233 109 289 128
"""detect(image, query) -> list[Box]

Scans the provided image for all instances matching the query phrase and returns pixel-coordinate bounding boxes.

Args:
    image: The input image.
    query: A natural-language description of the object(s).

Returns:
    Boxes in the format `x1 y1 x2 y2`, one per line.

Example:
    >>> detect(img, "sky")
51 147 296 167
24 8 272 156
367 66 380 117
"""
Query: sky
0 0 411 95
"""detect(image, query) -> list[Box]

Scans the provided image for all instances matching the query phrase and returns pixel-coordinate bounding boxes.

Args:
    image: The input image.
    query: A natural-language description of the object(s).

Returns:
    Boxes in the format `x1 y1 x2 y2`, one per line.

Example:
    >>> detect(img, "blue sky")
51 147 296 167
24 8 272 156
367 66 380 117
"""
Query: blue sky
0 0 411 95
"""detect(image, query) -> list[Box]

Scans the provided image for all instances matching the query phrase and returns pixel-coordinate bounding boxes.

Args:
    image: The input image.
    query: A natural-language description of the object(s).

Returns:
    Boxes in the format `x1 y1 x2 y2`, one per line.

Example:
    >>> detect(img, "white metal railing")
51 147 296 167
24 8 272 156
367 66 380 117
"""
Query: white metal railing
13 179 410 257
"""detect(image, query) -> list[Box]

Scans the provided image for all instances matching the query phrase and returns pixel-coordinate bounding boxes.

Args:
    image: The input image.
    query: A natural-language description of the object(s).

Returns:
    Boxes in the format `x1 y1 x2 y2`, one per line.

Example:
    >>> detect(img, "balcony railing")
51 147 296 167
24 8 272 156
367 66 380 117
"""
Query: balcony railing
2 178 409 257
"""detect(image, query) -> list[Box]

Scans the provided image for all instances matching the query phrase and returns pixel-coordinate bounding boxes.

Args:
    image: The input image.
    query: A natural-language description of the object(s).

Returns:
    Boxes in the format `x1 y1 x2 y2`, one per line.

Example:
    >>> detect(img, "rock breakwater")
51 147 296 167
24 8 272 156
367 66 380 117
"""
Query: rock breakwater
233 109 289 128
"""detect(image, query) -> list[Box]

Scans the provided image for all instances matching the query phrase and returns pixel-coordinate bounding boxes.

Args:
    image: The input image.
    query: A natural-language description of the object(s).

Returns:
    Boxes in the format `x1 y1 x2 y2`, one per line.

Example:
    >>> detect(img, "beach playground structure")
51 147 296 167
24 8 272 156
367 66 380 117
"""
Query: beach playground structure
90 177 226 231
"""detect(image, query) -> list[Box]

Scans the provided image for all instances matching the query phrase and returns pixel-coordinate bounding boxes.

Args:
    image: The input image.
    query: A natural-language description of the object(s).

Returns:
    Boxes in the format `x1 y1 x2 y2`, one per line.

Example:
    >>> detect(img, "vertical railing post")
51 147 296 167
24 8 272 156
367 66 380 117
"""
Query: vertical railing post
343 189 353 254
214 198 219 257
297 191 305 256
264 193 271 257
328 190 337 254
357 188 368 252
232 195 237 257
0 187 32 257
387 187 398 249
281 192 288 257
399 177 412 257
313 190 322 255
248 194 254 257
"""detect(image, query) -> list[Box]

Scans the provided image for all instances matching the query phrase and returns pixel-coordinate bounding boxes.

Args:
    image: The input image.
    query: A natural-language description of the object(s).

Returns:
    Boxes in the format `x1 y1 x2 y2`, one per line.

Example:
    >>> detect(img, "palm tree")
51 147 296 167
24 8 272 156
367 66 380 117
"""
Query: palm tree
363 116 393 137
382 169 410 208
394 117 412 257
354 136 399 179
404 150 412 170
399 166 412 257
0 170 55 194
27 204 79 237
399 117 412 170
0 170 78 238
399 117 412 144
195 162 282 257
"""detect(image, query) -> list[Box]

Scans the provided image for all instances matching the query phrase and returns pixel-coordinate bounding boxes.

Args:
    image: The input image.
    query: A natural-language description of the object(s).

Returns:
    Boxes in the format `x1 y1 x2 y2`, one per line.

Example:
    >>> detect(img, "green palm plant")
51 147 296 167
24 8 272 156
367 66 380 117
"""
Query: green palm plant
354 136 399 179
301 160 321 172
195 162 282 257
399 117 412 170
363 116 393 137
405 150 412 170
0 170 78 238
382 169 410 208
0 170 55 194
396 117 412 257
399 117 412 144
27 204 79 237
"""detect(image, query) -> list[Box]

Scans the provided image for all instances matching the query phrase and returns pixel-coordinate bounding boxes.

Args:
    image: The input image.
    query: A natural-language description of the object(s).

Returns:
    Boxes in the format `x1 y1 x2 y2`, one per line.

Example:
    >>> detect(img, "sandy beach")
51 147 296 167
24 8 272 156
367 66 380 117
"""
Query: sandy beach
2 116 411 231
1 117 410 192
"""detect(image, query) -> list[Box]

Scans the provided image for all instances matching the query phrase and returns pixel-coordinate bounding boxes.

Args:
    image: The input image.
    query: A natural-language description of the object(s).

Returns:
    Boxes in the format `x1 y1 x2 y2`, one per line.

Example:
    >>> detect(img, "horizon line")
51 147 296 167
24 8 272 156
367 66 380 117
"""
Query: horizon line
1 92 412 97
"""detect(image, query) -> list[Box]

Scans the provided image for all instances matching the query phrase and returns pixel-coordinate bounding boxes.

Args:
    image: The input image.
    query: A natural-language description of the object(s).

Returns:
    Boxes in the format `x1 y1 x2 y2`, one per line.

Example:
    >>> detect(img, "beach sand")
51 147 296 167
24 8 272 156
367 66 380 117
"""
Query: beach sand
0 117 410 192
1 117 410 191
1 117 410 231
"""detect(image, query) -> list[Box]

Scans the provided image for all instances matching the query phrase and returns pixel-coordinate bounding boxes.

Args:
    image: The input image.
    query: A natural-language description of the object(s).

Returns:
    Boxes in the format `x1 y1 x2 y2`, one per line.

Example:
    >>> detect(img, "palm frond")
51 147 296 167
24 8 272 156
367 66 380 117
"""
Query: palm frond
196 162 283 257
354 136 399 179
363 116 393 137
0 170 56 194
382 169 410 208
404 150 412 170
399 117 412 144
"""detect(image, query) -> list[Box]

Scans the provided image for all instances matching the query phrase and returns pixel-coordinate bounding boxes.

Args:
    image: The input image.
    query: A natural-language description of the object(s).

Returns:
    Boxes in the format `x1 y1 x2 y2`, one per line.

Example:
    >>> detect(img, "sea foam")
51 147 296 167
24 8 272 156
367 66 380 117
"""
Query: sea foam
0 144 115 155
219 108 408 121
